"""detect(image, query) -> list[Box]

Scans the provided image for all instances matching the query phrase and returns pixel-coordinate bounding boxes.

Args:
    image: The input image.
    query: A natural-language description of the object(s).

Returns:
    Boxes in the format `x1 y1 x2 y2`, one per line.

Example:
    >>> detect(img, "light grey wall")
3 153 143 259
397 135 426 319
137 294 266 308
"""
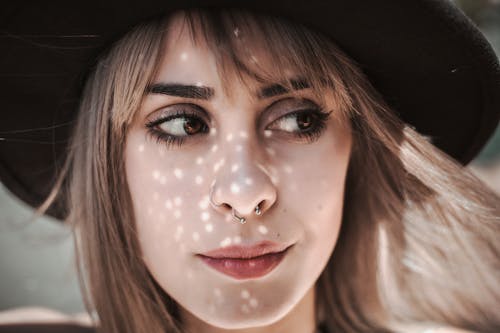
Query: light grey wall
0 183 85 313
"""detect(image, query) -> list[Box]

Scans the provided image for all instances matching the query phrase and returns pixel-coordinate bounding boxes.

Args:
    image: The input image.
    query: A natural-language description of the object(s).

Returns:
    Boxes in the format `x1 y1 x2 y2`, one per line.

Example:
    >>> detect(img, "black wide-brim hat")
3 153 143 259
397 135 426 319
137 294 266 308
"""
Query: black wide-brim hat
1 0 499 221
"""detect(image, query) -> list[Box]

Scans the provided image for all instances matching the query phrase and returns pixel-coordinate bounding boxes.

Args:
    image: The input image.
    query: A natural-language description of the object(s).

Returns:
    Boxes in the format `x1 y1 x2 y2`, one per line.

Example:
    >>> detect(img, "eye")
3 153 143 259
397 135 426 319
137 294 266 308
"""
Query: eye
145 104 209 149
266 107 332 144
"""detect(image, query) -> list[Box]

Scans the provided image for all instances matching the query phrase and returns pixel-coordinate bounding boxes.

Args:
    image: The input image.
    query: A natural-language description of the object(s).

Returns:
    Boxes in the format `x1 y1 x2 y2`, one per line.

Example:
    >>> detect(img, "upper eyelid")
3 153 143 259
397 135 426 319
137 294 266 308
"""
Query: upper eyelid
148 96 323 125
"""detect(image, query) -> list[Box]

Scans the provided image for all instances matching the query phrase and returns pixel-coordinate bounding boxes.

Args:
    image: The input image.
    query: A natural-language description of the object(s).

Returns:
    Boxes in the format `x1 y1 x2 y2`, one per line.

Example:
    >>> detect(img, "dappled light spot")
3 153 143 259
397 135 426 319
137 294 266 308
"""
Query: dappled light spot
226 133 233 142
265 147 275 156
211 144 218 153
244 177 253 185
174 210 182 219
196 157 204 165
210 128 217 136
240 289 250 299
258 225 268 235
199 196 210 209
233 236 242 244
192 232 200 241
153 170 160 180
235 144 243 152
239 131 248 138
231 163 239 173
220 237 232 247
241 304 250 314
138 144 144 152
174 225 184 241
174 196 183 206
165 200 173 210
195 175 203 185
159 176 167 185
201 212 210 221
180 52 188 61
205 223 214 232
174 168 183 179
283 164 293 174
264 130 272 137
230 183 240 194
249 298 258 308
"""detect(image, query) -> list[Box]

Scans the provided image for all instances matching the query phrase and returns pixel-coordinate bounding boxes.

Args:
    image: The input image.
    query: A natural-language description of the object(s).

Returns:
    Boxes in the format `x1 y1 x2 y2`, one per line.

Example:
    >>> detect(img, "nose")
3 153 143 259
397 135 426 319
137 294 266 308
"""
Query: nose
209 141 277 223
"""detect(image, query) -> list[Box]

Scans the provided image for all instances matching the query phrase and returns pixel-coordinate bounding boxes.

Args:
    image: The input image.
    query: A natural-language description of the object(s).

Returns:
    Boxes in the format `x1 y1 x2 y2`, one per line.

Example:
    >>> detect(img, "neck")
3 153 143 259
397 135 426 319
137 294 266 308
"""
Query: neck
180 284 317 333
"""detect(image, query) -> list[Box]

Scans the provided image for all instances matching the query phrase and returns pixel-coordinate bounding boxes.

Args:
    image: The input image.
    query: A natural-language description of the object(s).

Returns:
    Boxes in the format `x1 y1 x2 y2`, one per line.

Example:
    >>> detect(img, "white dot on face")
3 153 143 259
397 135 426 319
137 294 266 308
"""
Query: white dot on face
195 175 203 185
244 178 253 185
153 170 160 180
265 147 275 156
264 130 272 137
235 145 243 152
249 298 258 308
165 200 173 210
210 128 217 136
230 183 240 194
174 168 183 179
233 236 242 244
174 210 182 219
241 304 250 314
138 144 144 152
283 165 293 174
220 237 232 247
196 157 204 165
258 225 268 235
240 289 250 299
201 212 210 221
226 133 233 142
199 197 210 209
211 144 218 153
205 223 214 232
174 197 182 206
239 131 248 138
192 232 200 241
180 52 188 61
231 164 239 173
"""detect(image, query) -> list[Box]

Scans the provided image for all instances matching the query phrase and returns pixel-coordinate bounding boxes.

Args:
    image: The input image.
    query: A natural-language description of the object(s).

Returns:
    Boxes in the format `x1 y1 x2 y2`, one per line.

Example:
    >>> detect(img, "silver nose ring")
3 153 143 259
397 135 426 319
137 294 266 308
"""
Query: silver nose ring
209 183 262 224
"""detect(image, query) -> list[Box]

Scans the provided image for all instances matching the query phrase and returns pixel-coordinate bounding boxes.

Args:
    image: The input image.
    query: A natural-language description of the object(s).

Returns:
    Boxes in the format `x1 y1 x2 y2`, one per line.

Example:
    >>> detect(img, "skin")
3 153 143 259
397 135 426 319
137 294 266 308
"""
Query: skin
125 13 352 333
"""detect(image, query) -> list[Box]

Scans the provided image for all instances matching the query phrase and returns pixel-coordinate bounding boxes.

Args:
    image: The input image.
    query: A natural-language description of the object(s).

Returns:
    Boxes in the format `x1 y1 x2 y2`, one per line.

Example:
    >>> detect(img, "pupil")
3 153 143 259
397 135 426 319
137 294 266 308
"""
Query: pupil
184 119 201 134
297 113 313 130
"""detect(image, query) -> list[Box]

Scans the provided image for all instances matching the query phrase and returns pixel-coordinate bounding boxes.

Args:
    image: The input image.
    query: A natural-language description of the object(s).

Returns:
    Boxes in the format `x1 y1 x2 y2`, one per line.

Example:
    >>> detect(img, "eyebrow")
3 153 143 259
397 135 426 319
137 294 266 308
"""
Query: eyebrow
147 83 214 100
146 77 310 100
258 78 310 98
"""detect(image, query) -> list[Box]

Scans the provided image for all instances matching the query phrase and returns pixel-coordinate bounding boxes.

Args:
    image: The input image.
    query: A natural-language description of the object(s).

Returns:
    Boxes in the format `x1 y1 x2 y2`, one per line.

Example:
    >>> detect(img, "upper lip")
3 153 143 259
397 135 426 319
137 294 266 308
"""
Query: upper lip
198 240 292 259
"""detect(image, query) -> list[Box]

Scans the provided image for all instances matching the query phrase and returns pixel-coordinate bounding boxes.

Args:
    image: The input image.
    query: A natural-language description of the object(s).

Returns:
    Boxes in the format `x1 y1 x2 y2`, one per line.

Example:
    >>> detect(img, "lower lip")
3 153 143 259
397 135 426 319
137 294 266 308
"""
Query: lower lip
198 248 290 280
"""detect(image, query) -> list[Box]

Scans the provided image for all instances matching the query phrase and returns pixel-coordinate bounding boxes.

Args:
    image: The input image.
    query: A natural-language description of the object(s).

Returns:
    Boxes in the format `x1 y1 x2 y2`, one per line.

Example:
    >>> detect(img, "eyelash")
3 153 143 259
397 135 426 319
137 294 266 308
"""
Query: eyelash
144 106 332 150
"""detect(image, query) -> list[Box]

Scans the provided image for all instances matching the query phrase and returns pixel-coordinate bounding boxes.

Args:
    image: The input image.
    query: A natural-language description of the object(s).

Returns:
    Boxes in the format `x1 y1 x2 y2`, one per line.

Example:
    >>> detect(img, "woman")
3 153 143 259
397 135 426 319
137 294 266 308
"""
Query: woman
0 1 499 333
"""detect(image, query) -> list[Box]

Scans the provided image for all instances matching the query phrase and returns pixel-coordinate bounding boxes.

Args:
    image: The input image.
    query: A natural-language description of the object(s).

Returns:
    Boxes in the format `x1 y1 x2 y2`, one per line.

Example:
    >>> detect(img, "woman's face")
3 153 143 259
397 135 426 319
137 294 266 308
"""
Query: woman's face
125 14 352 330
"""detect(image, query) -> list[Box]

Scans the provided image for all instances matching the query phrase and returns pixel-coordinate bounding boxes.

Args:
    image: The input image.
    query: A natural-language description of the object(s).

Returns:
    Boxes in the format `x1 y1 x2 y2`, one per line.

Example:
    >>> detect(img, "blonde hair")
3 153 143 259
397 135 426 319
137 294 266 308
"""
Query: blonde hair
34 9 500 333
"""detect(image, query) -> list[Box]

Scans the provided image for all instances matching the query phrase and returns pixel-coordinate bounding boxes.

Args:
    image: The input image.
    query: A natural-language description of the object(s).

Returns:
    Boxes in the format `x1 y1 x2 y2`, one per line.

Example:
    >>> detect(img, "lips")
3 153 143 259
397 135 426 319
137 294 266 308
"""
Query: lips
197 241 293 280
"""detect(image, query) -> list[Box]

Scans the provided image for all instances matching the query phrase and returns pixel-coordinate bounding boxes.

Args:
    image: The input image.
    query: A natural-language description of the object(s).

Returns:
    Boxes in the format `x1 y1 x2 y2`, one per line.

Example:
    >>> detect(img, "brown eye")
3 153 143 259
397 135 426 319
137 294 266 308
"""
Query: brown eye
184 118 204 135
296 113 314 130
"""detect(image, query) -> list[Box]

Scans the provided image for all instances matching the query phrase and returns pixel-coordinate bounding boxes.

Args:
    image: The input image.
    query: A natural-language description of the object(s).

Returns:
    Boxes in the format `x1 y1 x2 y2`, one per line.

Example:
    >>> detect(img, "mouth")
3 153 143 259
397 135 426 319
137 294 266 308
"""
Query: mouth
197 241 294 280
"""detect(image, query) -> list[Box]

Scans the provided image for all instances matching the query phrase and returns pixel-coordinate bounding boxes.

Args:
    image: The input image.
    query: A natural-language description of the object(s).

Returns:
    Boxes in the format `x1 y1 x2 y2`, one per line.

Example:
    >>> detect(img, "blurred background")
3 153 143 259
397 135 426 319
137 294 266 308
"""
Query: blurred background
1 0 500 319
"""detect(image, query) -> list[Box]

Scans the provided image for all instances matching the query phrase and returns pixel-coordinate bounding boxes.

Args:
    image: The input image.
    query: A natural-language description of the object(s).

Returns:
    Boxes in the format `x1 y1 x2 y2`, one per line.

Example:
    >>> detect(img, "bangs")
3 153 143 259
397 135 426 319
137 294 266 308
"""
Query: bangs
175 9 355 122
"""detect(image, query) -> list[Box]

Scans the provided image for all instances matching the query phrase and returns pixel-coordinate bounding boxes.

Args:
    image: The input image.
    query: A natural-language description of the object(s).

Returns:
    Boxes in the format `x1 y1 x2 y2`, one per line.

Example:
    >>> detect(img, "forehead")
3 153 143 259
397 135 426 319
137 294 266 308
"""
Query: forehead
155 12 300 96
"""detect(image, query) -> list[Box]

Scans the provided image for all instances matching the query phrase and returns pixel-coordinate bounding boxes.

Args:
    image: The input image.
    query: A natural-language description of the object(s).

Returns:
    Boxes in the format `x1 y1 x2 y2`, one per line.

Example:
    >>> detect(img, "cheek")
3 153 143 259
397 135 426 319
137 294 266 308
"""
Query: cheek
124 131 204 260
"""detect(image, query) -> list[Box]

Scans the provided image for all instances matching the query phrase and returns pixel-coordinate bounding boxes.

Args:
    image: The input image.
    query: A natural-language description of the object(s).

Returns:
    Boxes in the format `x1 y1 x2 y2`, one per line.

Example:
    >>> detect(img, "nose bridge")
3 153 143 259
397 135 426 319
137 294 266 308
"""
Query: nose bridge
211 124 277 219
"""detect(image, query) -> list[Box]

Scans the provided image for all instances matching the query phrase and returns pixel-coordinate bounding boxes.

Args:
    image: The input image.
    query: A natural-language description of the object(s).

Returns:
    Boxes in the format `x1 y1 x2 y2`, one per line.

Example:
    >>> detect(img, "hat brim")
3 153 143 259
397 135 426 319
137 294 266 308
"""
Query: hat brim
1 0 499 220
